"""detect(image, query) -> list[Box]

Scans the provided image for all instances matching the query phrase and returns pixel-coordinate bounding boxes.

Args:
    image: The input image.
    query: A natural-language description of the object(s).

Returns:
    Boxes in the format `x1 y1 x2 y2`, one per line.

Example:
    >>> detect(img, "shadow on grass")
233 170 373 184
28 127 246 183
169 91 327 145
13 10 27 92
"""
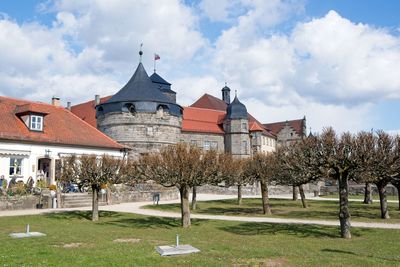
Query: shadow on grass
321 248 400 263
321 249 356 255
103 216 203 229
219 222 370 238
44 210 121 221
197 207 264 216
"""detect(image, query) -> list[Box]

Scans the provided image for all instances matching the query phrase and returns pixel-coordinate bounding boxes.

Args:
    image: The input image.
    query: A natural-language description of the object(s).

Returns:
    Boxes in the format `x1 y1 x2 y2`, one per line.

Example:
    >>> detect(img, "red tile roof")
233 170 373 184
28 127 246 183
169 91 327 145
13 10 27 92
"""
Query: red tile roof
263 119 305 137
71 95 112 127
182 107 225 134
0 96 124 150
190 93 227 111
191 94 276 138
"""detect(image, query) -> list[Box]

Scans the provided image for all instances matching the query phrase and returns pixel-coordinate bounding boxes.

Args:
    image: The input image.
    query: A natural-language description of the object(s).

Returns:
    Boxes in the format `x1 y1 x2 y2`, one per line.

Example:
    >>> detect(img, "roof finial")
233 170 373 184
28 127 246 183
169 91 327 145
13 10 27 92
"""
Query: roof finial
225 81 227 86
139 43 143 62
235 90 237 97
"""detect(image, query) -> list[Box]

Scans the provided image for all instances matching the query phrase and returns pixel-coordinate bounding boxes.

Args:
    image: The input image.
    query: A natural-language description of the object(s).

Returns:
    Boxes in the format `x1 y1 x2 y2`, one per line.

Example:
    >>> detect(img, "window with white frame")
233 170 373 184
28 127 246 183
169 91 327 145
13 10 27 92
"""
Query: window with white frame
30 115 43 131
147 126 154 136
204 141 211 150
9 158 23 176
211 141 218 150
243 140 248 154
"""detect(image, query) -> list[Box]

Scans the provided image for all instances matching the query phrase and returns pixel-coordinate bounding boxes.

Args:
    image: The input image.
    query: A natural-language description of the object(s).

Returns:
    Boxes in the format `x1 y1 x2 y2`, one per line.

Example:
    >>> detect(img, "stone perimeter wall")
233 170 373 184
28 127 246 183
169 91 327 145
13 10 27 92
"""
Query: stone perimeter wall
197 184 318 196
0 187 179 211
321 184 398 196
0 194 50 211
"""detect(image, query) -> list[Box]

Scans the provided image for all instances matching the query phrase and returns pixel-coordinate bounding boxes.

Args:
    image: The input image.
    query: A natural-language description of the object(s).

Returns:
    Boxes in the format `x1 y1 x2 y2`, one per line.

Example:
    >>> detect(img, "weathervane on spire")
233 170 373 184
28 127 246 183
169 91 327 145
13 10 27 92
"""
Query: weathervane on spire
139 43 143 62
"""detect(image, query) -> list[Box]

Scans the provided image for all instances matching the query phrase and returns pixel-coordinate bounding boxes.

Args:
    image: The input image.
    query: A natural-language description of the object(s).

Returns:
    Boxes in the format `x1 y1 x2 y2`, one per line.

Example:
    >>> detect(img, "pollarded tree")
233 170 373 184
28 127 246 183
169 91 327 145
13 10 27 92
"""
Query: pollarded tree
319 128 357 239
353 131 376 204
60 154 125 221
365 131 399 219
217 154 250 205
244 152 278 215
137 143 218 227
277 136 322 208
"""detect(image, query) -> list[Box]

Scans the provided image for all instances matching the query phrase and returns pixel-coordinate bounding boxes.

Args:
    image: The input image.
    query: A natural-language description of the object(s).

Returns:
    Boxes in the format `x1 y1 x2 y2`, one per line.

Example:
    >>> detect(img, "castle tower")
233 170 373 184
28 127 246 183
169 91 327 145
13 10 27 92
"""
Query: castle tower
96 51 182 158
221 84 231 104
223 94 251 158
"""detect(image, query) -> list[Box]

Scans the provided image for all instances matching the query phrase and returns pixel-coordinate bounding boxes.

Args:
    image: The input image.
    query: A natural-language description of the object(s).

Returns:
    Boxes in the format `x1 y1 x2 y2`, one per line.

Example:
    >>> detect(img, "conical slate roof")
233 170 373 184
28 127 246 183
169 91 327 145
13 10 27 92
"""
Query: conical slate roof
150 72 176 93
150 72 171 85
226 96 247 119
106 63 171 104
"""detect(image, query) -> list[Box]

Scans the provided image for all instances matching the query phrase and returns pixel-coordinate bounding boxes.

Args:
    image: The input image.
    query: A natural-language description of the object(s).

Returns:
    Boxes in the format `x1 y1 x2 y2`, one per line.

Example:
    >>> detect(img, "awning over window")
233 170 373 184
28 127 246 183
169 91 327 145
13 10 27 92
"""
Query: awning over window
0 149 31 156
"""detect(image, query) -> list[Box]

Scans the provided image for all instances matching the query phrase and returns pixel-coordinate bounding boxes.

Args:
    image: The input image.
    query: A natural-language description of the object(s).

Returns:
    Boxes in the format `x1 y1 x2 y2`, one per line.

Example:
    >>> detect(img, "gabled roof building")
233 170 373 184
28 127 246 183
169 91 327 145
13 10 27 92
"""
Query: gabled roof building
70 51 306 158
0 96 125 185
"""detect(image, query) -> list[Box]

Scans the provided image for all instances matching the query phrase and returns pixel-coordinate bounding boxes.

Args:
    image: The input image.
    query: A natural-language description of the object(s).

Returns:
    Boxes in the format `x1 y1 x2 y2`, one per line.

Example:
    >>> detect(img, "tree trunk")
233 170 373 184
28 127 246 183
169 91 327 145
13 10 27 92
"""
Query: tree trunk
292 185 298 201
260 181 271 215
338 173 351 238
238 184 242 205
396 184 400 211
377 183 390 219
180 185 191 227
299 184 308 208
392 182 400 211
92 185 99 222
191 186 197 210
363 182 373 204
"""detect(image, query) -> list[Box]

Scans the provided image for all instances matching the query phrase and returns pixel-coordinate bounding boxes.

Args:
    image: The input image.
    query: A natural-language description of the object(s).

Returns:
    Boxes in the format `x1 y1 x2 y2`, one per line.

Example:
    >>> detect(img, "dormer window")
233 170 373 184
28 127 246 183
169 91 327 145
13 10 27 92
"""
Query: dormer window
30 115 43 131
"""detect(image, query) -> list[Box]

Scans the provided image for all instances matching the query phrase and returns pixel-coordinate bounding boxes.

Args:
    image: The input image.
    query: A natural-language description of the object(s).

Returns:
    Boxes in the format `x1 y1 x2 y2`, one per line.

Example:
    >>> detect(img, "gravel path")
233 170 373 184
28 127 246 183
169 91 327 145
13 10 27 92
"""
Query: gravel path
1 194 399 230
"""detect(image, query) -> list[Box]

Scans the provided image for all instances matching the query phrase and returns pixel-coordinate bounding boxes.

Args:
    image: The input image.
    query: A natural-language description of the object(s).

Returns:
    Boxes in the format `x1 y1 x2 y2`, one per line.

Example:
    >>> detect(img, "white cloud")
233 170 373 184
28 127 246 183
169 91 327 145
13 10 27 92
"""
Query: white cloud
0 0 206 105
210 9 400 132
173 75 221 106
200 0 233 22
245 97 373 133
1 1 400 134
291 10 400 104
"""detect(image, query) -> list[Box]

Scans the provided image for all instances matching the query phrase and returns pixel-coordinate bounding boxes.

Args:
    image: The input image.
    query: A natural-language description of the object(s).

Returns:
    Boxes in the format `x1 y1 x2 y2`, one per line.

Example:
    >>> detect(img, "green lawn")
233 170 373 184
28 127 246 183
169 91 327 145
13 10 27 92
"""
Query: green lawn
145 198 400 224
0 211 399 266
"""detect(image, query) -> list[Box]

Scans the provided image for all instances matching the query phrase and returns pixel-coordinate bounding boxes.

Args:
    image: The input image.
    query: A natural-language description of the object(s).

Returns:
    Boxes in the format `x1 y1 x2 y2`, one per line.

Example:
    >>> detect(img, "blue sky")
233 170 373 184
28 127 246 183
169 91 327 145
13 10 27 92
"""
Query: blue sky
1 0 400 133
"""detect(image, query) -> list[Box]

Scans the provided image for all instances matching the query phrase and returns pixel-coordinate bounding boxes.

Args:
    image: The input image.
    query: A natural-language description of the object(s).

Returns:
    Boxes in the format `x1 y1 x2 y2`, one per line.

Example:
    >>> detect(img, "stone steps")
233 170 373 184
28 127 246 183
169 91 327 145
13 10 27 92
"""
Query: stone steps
60 193 107 208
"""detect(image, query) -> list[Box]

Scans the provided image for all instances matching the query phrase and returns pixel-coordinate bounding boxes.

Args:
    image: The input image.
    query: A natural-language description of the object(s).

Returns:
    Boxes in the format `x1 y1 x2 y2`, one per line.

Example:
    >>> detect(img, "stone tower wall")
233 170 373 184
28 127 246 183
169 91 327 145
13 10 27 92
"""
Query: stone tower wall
224 119 251 158
97 111 181 158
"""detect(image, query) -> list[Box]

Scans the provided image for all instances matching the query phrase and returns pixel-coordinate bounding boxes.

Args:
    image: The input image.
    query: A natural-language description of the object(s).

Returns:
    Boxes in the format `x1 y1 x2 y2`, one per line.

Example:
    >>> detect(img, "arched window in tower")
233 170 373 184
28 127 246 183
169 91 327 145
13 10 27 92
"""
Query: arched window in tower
122 103 136 115
156 104 169 118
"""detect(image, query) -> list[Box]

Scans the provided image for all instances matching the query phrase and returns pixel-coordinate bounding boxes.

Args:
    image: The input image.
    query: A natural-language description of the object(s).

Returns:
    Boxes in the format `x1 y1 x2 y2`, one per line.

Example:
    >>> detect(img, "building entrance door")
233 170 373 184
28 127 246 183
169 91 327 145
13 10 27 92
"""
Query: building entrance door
37 158 51 185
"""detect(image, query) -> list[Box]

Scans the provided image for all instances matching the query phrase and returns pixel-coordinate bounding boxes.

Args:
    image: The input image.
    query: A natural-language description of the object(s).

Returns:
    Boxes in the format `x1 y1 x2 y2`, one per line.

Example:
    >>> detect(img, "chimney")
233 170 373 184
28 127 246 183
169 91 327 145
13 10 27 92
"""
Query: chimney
51 96 60 107
94 95 100 106
66 101 71 111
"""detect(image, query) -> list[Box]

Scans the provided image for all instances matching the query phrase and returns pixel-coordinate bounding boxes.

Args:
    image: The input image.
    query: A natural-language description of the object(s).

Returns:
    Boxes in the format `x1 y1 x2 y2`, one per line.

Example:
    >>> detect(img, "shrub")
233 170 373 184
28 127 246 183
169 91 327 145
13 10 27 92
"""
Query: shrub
36 179 47 189
100 184 108 189
48 184 57 191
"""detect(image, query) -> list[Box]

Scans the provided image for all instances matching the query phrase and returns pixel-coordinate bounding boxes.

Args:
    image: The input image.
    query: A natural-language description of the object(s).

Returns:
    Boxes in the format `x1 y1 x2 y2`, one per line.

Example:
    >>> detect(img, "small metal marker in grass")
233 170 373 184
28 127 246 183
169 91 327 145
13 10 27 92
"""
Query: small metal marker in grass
9 224 46 239
156 234 200 256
